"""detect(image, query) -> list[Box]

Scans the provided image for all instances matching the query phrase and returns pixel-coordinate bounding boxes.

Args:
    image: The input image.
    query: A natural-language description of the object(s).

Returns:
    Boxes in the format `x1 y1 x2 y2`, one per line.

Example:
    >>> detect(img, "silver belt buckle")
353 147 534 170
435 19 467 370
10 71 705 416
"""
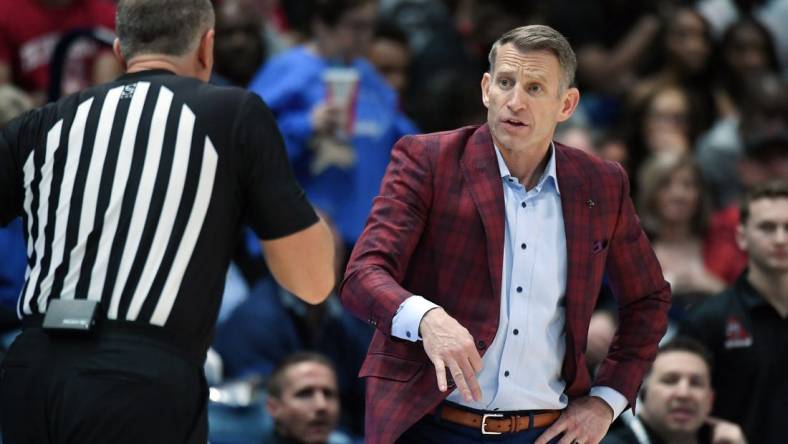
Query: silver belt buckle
481 413 503 435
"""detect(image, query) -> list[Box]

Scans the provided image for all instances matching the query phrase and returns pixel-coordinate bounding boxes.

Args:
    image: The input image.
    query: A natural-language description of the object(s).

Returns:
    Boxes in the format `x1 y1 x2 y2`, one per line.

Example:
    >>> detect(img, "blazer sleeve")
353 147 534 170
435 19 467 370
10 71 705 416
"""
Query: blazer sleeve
594 162 671 407
339 134 433 337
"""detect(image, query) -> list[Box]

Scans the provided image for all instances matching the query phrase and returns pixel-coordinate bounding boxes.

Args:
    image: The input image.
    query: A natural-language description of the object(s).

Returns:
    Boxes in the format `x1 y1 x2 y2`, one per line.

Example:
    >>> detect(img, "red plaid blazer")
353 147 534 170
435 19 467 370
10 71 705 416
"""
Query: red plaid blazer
340 125 670 444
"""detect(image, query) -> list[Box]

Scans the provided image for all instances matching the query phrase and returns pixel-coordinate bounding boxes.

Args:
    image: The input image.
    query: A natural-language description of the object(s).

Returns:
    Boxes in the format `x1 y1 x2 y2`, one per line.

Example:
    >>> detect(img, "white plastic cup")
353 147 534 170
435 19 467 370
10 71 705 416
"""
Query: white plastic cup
323 67 360 140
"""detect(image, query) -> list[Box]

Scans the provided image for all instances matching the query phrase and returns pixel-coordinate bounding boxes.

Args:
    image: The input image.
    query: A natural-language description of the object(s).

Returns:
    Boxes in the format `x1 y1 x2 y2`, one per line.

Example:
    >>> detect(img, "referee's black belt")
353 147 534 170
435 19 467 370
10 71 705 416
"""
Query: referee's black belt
21 315 206 367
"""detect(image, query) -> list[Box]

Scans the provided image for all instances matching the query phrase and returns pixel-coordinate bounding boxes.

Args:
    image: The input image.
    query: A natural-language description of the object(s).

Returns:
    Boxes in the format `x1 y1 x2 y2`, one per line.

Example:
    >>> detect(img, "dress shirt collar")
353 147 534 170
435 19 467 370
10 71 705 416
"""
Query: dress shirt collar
494 141 560 195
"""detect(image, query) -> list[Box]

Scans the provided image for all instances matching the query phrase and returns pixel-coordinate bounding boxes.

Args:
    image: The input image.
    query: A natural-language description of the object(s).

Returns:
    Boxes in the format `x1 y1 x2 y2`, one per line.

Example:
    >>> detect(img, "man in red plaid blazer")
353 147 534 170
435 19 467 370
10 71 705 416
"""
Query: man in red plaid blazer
340 25 670 444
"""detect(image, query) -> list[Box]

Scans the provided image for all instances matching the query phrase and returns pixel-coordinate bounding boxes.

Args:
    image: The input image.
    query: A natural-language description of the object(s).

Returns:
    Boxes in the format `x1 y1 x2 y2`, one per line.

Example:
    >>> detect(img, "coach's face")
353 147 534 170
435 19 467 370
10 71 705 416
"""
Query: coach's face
481 44 578 156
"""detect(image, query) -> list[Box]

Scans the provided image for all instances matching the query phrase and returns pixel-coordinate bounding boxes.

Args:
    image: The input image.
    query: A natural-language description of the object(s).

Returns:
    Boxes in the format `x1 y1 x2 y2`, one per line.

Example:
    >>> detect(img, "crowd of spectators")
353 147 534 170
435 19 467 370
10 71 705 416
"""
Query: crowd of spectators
0 0 787 443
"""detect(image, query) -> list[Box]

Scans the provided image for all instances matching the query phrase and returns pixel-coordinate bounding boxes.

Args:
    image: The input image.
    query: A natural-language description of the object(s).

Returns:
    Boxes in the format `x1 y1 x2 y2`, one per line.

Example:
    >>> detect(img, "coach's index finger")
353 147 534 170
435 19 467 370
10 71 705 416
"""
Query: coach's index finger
461 357 483 401
447 359 473 401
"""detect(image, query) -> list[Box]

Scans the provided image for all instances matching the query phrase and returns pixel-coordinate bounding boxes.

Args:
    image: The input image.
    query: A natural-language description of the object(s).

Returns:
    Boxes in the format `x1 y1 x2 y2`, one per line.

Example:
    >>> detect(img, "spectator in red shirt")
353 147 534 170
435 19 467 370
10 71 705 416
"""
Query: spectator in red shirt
0 0 121 104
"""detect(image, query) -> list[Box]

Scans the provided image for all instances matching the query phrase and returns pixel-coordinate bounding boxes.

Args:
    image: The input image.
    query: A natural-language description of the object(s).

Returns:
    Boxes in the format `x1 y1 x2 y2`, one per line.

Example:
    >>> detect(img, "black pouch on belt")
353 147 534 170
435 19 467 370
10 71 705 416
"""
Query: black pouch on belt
42 299 99 332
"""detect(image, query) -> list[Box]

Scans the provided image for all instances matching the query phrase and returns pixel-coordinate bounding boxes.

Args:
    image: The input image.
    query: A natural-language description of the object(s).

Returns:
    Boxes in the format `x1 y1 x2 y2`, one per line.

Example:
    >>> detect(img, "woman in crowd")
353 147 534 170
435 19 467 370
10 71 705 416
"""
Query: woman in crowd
631 6 717 132
637 153 726 316
716 15 782 117
627 83 703 192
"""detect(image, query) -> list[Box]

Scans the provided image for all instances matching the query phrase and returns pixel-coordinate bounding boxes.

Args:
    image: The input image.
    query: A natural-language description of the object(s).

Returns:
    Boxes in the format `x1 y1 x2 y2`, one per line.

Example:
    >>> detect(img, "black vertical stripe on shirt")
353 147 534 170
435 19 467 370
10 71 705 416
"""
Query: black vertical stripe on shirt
121 95 180 320
113 85 176 320
100 82 157 317
28 107 78 312
21 119 63 315
17 140 42 316
83 83 149 304
135 106 205 322
73 91 132 302
43 92 107 314
29 97 96 314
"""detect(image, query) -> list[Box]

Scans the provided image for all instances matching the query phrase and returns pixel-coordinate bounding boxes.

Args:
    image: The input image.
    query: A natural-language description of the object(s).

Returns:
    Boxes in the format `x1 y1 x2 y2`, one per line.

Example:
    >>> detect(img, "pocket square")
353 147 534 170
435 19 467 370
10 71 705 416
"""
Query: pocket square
592 239 608 253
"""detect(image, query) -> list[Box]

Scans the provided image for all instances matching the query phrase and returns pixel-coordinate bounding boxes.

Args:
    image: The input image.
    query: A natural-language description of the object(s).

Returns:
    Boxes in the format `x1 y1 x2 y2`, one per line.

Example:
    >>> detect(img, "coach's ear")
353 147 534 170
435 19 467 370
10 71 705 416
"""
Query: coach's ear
113 39 126 68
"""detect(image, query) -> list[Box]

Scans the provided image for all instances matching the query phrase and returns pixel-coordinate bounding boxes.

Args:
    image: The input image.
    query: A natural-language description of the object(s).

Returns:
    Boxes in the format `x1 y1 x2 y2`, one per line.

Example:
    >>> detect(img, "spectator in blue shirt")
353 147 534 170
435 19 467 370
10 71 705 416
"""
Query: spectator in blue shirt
248 0 417 247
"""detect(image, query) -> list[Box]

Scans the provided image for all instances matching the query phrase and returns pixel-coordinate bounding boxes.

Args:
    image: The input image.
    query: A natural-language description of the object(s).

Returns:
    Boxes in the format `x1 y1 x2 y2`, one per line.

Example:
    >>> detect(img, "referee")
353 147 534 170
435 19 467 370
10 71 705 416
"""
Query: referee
0 1 336 442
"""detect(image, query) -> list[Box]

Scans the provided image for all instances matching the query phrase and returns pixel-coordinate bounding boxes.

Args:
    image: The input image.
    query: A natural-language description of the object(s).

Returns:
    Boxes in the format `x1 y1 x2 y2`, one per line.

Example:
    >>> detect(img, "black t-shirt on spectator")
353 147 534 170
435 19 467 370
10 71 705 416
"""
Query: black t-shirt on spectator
0 69 317 355
603 415 714 444
679 274 788 444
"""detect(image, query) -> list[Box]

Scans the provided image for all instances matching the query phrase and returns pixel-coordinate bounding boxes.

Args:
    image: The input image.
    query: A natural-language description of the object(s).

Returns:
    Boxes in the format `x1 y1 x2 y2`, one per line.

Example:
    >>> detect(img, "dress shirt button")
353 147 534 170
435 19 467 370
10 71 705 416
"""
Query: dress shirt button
520 243 526 250
476 340 486 349
406 331 411 338
521 202 526 208
513 329 519 335
516 286 522 293
504 371 510 377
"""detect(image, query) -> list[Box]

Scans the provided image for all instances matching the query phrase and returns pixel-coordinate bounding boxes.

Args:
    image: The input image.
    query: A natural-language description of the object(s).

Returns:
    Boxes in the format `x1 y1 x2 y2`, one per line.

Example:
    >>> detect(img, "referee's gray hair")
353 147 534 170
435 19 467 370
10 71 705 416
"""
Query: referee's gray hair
116 0 215 60
488 25 577 91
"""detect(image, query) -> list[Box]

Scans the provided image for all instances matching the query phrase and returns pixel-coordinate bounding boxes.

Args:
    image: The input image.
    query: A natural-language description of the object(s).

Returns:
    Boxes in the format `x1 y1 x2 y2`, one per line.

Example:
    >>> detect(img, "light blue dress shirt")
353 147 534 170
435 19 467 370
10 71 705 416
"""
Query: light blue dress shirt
391 143 627 417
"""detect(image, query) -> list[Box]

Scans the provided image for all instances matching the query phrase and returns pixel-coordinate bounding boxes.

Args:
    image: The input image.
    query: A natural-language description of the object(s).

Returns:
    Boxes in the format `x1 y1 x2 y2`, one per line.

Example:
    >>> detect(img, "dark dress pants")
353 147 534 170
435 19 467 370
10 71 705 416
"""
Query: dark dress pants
0 327 208 444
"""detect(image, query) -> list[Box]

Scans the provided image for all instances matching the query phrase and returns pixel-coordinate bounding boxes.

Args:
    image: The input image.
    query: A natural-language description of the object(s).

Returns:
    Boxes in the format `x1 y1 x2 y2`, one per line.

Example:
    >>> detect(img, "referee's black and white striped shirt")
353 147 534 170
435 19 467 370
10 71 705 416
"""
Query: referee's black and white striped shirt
0 69 317 351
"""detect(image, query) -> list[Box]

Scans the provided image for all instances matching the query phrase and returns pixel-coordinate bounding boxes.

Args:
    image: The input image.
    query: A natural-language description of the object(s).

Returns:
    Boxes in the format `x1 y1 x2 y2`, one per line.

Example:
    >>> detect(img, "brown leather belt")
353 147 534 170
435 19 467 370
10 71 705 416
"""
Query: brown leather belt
440 403 561 435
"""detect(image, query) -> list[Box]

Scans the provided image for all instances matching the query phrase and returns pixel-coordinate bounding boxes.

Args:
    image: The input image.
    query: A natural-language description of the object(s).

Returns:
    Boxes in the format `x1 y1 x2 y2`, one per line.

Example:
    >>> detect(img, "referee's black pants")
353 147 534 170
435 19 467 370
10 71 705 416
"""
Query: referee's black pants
0 326 208 444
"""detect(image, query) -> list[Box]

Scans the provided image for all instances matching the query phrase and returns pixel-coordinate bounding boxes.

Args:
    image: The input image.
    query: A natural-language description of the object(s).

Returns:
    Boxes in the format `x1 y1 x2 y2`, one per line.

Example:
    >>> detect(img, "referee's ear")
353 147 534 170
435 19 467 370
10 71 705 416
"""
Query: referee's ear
113 39 127 70
195 29 215 82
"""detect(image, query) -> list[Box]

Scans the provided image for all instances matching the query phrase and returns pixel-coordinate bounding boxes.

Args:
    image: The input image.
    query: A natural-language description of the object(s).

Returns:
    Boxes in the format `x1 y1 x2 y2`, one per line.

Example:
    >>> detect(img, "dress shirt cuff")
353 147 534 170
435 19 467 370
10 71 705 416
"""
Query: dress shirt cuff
589 386 629 421
391 295 440 342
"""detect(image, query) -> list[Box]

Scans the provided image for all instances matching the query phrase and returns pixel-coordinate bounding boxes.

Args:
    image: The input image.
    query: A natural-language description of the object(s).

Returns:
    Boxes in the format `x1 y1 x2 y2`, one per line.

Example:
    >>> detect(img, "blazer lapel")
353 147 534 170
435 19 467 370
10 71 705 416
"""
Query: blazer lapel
460 125 505 302
555 144 596 347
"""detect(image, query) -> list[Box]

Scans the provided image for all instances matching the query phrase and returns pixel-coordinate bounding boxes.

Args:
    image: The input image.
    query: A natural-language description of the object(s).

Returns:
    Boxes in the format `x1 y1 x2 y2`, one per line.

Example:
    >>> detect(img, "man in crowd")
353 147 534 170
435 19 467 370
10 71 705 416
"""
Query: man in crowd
367 20 411 97
681 180 788 443
602 337 746 444
212 0 267 87
341 24 670 444
265 352 343 444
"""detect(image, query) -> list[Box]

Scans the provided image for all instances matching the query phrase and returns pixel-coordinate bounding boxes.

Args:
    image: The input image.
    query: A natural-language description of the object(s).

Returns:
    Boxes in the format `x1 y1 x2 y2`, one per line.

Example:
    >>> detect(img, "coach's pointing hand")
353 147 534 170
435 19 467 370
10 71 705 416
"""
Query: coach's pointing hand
419 308 483 402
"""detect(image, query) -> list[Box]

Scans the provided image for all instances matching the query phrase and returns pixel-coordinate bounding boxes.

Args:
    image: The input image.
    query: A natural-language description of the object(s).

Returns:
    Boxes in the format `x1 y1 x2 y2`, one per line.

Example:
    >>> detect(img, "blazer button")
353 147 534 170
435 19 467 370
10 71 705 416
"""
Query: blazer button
477 340 486 350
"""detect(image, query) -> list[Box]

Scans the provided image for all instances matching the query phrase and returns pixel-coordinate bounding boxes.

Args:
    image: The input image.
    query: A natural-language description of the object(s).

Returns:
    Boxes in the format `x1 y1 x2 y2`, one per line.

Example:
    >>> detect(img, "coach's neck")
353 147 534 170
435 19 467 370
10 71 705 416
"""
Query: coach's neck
112 29 216 83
